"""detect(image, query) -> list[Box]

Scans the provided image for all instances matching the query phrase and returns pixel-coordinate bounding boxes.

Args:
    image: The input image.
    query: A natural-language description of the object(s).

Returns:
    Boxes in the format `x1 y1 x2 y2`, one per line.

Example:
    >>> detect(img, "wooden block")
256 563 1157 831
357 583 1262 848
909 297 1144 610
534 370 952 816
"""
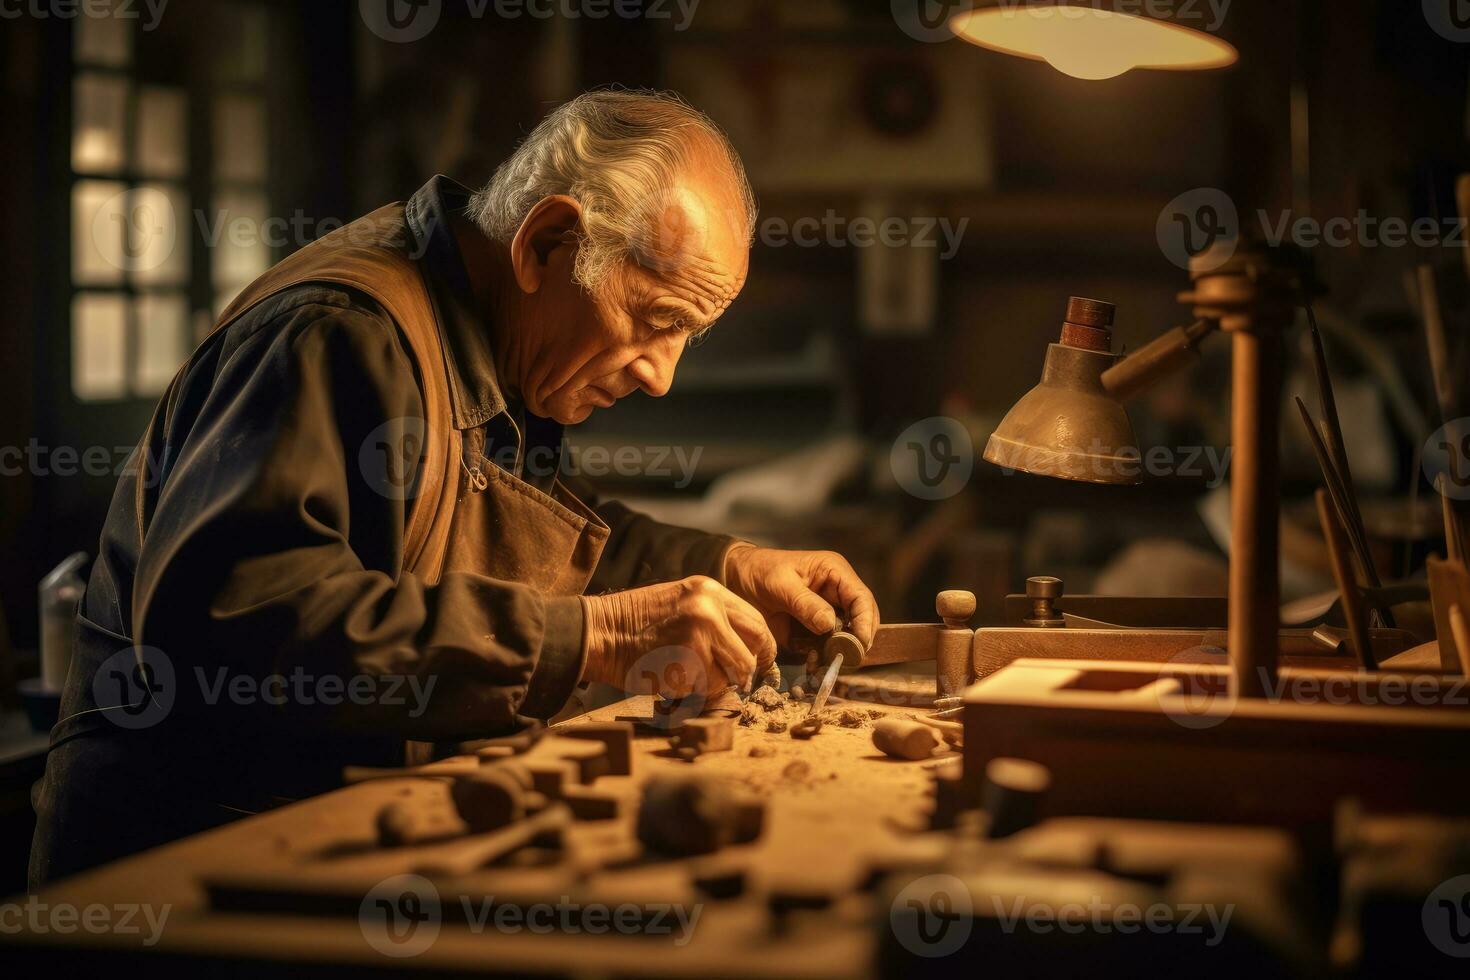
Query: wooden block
531 736 610 784
558 721 634 775
671 716 734 756
562 785 620 821
450 767 526 833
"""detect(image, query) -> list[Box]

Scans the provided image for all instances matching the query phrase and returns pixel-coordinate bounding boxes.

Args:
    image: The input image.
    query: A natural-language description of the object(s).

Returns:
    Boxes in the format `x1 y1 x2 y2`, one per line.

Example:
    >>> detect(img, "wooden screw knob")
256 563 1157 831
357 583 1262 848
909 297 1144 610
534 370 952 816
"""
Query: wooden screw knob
936 590 976 627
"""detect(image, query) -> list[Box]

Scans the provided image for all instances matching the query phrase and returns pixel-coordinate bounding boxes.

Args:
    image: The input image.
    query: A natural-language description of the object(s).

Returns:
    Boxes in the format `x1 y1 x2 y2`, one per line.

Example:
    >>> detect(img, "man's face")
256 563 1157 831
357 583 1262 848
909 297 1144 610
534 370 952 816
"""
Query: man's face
517 173 750 425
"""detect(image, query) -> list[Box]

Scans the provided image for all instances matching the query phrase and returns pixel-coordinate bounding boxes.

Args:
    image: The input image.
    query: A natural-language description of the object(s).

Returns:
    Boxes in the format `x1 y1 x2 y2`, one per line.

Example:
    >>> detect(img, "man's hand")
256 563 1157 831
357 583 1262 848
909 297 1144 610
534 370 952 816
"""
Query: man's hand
720 544 880 650
581 576 777 697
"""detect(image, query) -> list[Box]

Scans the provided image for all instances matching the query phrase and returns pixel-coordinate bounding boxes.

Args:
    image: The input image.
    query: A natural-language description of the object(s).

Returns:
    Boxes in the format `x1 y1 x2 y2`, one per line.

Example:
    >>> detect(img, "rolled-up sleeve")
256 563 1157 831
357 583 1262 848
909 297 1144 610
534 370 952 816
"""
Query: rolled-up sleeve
133 297 581 738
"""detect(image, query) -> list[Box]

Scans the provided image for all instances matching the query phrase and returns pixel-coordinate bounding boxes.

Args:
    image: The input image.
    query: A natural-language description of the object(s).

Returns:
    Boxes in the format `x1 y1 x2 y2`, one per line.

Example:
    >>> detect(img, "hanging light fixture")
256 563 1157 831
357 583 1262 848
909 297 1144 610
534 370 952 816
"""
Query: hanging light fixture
948 2 1238 81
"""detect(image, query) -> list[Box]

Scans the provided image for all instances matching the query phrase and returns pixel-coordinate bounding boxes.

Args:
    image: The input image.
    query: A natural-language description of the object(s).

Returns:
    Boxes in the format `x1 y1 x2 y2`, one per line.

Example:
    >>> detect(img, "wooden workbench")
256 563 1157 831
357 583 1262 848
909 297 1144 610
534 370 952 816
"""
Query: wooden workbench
2 696 953 977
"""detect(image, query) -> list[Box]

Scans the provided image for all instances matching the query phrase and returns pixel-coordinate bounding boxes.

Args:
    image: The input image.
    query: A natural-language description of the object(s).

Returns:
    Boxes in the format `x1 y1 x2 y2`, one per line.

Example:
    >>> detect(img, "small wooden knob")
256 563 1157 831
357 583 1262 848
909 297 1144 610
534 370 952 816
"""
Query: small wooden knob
936 590 976 627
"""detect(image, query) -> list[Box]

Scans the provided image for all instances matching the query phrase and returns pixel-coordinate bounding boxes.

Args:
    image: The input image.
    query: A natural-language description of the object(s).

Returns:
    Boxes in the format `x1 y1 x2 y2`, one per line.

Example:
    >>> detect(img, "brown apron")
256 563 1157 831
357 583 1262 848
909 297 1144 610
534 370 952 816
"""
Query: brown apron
142 204 608 754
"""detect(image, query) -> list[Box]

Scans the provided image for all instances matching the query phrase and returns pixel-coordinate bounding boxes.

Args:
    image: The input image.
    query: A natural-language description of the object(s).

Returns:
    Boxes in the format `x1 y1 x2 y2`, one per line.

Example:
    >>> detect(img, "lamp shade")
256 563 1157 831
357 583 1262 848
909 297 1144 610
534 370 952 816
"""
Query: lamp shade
983 297 1141 485
948 3 1239 80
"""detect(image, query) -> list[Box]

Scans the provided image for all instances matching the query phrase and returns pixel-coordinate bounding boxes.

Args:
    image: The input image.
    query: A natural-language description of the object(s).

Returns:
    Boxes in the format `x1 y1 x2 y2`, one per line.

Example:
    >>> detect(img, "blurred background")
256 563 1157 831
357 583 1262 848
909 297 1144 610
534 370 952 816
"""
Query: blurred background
1 0 1468 887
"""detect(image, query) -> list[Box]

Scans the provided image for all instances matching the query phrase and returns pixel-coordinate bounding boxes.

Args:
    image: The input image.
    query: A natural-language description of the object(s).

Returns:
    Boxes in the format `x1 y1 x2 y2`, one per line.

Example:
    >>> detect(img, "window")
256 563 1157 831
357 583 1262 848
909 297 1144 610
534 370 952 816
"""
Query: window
68 1 272 402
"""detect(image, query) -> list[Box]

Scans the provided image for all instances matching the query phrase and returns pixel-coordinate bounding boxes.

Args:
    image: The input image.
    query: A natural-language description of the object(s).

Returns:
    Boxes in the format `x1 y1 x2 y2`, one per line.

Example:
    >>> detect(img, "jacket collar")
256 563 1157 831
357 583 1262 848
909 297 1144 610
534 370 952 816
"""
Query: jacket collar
402 174 509 431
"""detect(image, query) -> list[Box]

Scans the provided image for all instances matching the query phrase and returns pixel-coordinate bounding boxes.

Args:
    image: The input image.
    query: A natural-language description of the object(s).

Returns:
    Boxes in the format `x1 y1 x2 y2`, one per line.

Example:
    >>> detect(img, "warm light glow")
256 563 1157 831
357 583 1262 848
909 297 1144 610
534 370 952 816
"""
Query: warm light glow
949 6 1238 80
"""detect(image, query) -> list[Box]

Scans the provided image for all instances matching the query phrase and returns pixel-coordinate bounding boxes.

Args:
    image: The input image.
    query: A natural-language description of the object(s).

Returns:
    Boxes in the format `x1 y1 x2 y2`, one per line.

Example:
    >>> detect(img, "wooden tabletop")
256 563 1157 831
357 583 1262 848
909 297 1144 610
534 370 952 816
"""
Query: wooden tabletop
3 695 955 977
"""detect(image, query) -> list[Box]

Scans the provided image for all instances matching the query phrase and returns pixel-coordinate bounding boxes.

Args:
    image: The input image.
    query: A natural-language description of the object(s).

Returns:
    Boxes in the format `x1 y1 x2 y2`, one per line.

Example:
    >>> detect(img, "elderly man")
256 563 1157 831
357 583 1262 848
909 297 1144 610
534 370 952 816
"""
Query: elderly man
30 90 879 884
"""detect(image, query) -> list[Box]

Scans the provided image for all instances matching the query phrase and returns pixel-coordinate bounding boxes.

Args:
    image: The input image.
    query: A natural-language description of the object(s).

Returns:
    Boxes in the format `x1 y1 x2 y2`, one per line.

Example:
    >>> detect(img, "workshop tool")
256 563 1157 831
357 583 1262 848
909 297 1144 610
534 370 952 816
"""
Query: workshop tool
810 653 842 717
980 757 1052 839
871 718 942 760
1313 489 1375 672
1305 302 1379 588
1417 263 1457 424
1296 397 1381 596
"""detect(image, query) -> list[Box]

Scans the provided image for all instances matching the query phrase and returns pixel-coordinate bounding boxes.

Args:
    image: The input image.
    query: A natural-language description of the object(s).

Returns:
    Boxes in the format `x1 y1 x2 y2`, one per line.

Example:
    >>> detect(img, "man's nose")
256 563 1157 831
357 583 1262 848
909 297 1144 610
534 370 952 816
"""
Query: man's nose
628 333 684 398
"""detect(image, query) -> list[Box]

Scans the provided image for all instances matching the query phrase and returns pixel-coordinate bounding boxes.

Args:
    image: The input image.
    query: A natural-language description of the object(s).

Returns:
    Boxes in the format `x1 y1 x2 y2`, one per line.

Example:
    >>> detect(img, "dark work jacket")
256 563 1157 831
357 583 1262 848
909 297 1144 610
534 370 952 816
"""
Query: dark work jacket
29 176 733 886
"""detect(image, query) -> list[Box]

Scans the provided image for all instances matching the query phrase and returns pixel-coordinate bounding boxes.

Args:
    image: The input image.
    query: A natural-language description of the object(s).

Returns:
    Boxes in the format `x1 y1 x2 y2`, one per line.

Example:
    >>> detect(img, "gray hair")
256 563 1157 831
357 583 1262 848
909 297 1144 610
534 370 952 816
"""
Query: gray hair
467 89 757 289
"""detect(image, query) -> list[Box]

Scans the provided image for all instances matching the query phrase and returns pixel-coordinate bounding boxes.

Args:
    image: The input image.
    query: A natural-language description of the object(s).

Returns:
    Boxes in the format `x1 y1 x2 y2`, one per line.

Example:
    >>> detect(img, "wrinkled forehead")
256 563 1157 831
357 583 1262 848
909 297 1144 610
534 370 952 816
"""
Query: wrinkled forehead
628 163 751 285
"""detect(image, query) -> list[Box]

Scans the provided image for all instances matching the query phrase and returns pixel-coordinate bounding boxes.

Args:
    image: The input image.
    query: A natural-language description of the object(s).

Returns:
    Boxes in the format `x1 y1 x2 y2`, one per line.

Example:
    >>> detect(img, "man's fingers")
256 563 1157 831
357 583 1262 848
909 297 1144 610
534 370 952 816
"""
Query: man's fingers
815 562 880 647
784 581 841 637
710 621 757 690
722 593 778 677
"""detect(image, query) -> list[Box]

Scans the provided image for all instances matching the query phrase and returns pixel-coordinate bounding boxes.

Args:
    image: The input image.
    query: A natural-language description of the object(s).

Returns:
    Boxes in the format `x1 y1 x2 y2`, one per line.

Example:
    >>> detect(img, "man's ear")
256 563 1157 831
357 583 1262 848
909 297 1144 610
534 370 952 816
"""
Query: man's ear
509 195 582 293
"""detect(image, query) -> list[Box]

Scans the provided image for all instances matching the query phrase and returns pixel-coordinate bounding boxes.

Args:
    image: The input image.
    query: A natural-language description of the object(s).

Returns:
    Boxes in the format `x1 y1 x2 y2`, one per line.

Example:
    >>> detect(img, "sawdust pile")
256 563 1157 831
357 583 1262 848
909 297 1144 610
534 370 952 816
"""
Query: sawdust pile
738 686 881 733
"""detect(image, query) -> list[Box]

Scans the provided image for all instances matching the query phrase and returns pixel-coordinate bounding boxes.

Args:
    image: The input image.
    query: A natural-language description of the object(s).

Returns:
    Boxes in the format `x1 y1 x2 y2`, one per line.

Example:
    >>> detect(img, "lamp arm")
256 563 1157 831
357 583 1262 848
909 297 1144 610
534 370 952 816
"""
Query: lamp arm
1100 318 1220 403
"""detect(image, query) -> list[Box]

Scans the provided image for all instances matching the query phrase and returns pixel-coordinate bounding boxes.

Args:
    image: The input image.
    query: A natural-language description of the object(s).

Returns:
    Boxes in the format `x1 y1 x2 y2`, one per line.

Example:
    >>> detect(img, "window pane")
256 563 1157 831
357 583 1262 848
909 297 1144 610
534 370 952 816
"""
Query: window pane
135 292 189 394
136 87 188 178
73 293 129 401
129 183 188 286
75 3 132 67
214 4 268 82
213 95 267 182
210 188 271 289
73 73 128 173
72 179 128 285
